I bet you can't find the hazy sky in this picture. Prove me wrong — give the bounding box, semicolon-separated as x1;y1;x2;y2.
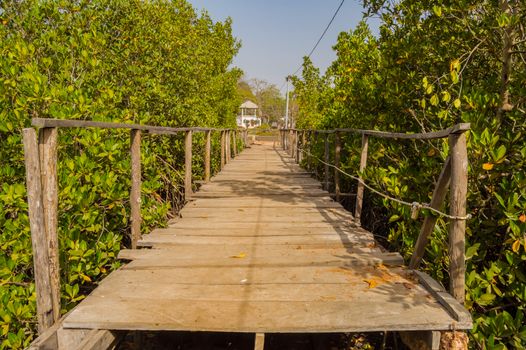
188;0;379;92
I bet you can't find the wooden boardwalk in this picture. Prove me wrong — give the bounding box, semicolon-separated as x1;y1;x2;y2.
60;142;471;342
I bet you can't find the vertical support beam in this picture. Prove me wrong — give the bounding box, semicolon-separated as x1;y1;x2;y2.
220;131;226;169
38;127;60;323
306;131;312;171
295;130;300;162
184;130;192;200
334;131;341;202
233;130;238;157
448;131;468;303
323;133;329;191
313;132;319;177
354;133;369;223
254;333;265;350
226;130;231;163
204;130;211;182
409;158;451;269
23;128;54;332
130;129;142;249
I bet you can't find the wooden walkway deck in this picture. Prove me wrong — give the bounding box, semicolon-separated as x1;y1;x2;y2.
60;142;471;342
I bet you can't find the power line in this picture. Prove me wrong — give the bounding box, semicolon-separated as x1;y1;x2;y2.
291;0;346;77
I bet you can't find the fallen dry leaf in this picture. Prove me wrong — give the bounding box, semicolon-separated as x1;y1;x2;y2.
364;278;378;288
230;252;246;259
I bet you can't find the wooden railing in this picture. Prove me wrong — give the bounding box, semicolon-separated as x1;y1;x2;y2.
279;124;470;304
23;118;247;332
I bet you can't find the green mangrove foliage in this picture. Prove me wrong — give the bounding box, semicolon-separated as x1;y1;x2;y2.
292;1;526;348
0;0;241;348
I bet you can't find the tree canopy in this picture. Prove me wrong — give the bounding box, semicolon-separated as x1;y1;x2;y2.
292;1;526;348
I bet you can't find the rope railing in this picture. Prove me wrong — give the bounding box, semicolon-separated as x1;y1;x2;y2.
279;124;470;304
299;146;471;221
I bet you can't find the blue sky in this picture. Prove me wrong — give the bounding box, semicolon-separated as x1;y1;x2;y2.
188;0;379;91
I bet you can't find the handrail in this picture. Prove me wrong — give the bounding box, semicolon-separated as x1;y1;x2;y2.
32;118;241;133
280;123;469;305
281;122;470;140
23;118;247;332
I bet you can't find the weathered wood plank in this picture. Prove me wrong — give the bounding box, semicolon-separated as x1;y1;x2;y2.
23;128;55;332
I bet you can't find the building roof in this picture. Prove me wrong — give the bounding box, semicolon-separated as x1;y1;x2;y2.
240;100;258;109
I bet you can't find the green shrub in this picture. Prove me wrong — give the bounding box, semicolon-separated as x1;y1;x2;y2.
0;0;240;348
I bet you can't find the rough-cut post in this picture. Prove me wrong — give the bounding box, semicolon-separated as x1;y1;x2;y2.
313;132;319;177
354;133;369;223
448;131;468;303
296;131;301;162
233;130;238;157
204;130;211;182
334;131;341;202
226;130;231;163
184;130;193;200
280;130;285;149
130;129;141;249
409;158;451;269
23;128;55;332
220;131;226;169
306;131;312;171
324;133;330;191
38;127;60;323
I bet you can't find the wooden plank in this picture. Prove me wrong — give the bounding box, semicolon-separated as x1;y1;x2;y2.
255;333;265;350
354;134;369;223
233;130;238;157
409;158;451;269
38;127;60;322
23;128;54;332
413;271;472;326
150;226;369;237
130;129;141;249
117;248;404;267
186;197;342;209
448;132;468;303
204;130;211;182
137;237;375;249
185;130;192;199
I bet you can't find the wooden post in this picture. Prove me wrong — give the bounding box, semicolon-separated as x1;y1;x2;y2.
233;130;238;157
409;158;451;269
38;127;60;323
254;333;265;350
334;131;341;202
306;131;312;171
184;130;192;200
130;129;141;249
324;133;329;191
204;130;211;182
220;131;225;169
354;133;369;223
23;128;55;332
313;132;319;177
295;130;300;162
226;130;231;163
448;131;468;303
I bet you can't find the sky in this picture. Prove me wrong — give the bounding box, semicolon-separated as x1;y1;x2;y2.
187;0;380;92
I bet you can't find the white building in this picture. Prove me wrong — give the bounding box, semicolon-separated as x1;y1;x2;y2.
237;100;261;128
